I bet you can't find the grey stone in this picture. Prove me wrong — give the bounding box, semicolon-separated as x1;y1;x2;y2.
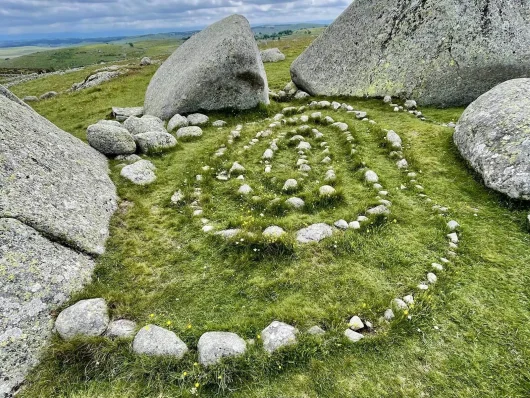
23;96;39;102
39;91;57;100
106;319;137;338
261;321;298;353
215;229;241;239
0;90;117;255
261;48;286;63
55;298;109;340
120;160;157;185
112;106;144;122
405;100;417;109
334;220;349;230
447;220;460;231
365;170;379;183
124;115;166;135
283;179;298;191
386;130;402;150
285;197;305;209
344;329;364;342
348;316;364;331
367;205;390;216
454;79;530;199
71;71;120;91
296;223;333;243
307;326;326;335
319;185;337;196
0;218;95;396
0;85;30;108
176;126;203;139
291;1;530;107
294;91;310;99
167;114;189;132
263;226;286;238
87;123;136;156
145;15;268;119
187;113;209;126
230;162;246;174
197;332;247;366
383;95;392;103
115;154;141;163
384;309;395;321
135;131;177;153
263;148;274;159
140;57;152;66
238;184;253;195
132;325;188;358
212;120;227;127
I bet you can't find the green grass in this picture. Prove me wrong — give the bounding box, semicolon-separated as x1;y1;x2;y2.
0;39;180;71
11;33;530;398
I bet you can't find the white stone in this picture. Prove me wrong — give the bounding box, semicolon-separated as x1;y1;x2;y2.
197;331;247;366
447;220;460;231
285;197;305;209
334;220;349;230
432;263;444;271
427;273;438;284
332;122;348;131
261;321;298;353
283;179;298;191
263;226;286;238
384;309;395;321
396;159;409;169
319;185;336;196
263;149;274;159
349;221;361;229
403;295;414;305
344;329;364;342
393;298;408;310
365;170;379;183
348;316;364;331
230;161;246;174
238;184;253;195
447;233;459;244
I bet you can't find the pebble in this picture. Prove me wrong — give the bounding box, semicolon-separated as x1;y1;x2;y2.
349;316;364;331
427;273;438;284
334;219;349;230
365;170;379;183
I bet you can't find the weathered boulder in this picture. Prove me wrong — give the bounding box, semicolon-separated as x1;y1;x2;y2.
86;123;136;156
187;113;209;126
135;131;177;153
0;88;116;396
144;14;269;120
197;332;247;366
291;0;530;107
55;298;109;340
0;89;117;255
454;79;530;199
167;114;189;132
132;325;188;358
124;115;166;135
261;321;298;353
0;219;95;396
176;126;203;139
261;48;286;63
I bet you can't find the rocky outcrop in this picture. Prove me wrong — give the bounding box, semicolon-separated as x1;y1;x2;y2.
70;71;122;91
290;0;530;107
454;79;530;199
144;14;269;120
0;87;117;396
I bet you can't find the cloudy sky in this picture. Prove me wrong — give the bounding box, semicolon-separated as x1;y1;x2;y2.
0;0;353;41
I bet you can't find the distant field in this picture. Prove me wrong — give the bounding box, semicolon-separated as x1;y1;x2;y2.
0;46;58;59
0;39;181;71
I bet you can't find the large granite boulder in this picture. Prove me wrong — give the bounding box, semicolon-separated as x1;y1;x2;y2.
290;1;530;107
144;14;269;120
454;79;530;199
0;87;116;396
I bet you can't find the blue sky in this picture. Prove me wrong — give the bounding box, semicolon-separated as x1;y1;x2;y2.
0;0;353;41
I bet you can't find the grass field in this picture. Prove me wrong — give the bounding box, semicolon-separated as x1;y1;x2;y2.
0;39;181;71
10;31;530;398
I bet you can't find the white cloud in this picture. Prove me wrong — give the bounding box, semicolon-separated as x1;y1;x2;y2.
0;0;353;38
